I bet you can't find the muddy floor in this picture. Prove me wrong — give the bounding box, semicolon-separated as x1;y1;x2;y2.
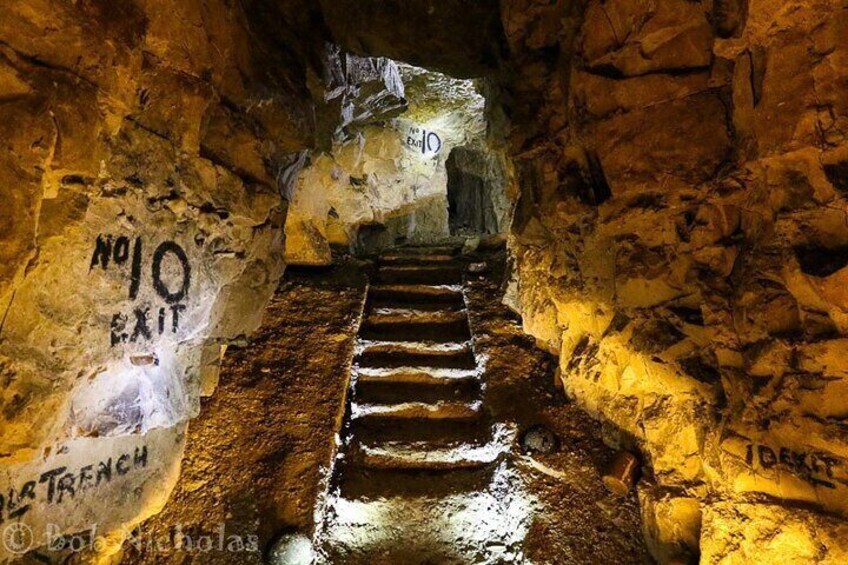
115;250;649;564
463;250;650;564
119;265;367;565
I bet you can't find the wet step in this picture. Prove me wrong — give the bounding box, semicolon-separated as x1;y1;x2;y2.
350;400;482;422
334;464;496;500
356;341;477;369
354;376;480;405
361;309;470;342
348;414;490;446
347;440;503;471
377;264;464;285
368;284;465;311
379;253;456;265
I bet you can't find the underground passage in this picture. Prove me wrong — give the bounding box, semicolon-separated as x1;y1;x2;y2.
2;1;848;564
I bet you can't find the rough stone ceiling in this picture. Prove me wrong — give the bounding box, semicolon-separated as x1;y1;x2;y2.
317;0;508;79
399;64;487;126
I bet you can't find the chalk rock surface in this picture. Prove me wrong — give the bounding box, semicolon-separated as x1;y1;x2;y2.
0;0;315;555
285;64;493;262
504;0;848;562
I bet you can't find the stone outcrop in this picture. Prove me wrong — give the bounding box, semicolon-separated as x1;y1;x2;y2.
503;0;848;562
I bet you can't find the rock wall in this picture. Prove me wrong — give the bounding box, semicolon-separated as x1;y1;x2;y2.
285;124;451;264
285;64;490;263
446;147;510;236
0;0;316;557
503;0;848;562
318;0;506;79
4;0;847;561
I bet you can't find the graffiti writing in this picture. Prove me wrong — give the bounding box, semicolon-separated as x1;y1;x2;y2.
109;304;188;347
744;443;841;489
0;447;148;524
406;126;442;157
90;235;192;346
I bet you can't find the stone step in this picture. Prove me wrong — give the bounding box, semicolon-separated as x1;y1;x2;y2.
366;308;468;324
386;245;461;256
379;253;457;265
360;309;470;342
346;440;502;471
350;400;482;422
333;464;495;500
332;424;514;501
356;341;477;369
353;375;480;405
377;264;463;285
348;414;490;446
368;284;465;311
355;366;479;385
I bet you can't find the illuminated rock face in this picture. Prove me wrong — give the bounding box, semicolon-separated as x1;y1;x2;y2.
285;64;492;263
504;0;848;561
2;0;847;561
0;0;313;556
284;122;452;264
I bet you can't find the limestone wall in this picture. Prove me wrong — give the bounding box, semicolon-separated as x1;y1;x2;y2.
0;0;314;557
285;64;489;263
284;121;451;264
503;0;848;561
446;147;511;236
3;0;847;560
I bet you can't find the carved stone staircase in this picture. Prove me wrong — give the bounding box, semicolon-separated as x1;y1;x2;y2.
314;247;512;563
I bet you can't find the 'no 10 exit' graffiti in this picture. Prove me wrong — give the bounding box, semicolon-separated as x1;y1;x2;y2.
89;235;193;347
406;126;443;158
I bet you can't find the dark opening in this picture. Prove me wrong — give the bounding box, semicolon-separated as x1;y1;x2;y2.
446;147;500;236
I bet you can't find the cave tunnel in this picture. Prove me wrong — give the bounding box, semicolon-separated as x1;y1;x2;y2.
2;1;848;564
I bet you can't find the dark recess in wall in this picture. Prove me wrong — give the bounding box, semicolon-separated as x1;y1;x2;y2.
795;245;848;278
446;148;500;236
